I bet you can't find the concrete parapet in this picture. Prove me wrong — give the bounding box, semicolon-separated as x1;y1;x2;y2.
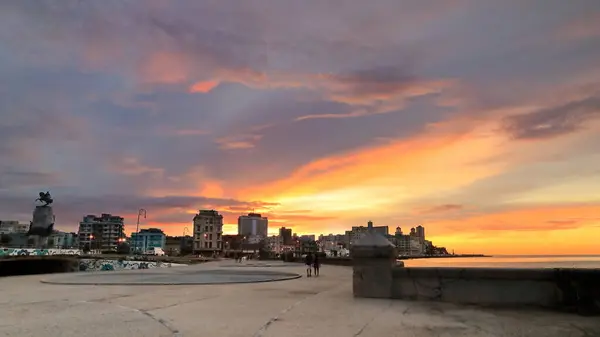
390;267;600;316
351;230;397;298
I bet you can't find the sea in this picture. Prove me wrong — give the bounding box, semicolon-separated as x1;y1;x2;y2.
402;255;600;269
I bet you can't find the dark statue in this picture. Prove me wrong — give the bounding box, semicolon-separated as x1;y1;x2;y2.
36;191;53;206
28;191;55;240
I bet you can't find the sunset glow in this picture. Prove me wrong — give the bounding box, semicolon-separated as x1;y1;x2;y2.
1;1;599;255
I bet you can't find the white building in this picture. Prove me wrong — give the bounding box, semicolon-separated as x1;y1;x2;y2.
77;214;125;251
49;231;77;248
193;210;223;253
237;213;268;238
395;235;423;256
0;220;29;234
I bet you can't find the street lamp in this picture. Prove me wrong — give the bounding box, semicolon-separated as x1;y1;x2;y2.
89;234;94;254
135;208;147;253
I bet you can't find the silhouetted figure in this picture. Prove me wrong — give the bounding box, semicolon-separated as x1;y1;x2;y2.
305;253;313;277
313;254;320;277
36;191;53;206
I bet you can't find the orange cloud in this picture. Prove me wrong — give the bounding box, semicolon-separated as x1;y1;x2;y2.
429;203;600;255
248;117;503;202
138;52;190;84
189;80;219;93
215;134;262;150
200;181;225;198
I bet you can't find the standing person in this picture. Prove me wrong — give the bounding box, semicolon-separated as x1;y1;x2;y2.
304;253;313;277
313;254;320;277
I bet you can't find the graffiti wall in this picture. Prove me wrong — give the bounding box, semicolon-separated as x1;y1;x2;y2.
78;259;185;271
0;248;81;257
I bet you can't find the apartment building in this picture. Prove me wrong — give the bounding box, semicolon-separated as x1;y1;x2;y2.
193;210;223;253
77;214;125;251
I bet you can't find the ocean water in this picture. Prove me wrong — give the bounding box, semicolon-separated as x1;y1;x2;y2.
402;255;600;269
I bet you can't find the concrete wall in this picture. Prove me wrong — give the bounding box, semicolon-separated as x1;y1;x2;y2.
349;231;600;315
0;248;81;257
360;265;600;315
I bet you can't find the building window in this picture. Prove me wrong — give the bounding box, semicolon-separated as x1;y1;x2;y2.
210;226;213;232
209;234;213;240
209;242;212;248
204;226;208;232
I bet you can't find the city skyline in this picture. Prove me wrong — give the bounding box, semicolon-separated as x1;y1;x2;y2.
1;2;600;255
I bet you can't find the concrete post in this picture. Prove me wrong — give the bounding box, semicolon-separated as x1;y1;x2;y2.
351;230;398;298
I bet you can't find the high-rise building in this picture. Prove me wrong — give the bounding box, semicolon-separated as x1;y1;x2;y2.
237;213;268;238
193;210;223;253
78;214;125;251
279;227;292;245
416;225;425;240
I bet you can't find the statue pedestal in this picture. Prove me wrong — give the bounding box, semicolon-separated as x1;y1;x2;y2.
28;205;55;237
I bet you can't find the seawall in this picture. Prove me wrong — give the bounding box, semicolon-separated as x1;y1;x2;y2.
356;265;600;316
351;232;600;316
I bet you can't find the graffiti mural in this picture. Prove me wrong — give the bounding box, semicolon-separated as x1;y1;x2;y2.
0;248;81;257
78;259;185;272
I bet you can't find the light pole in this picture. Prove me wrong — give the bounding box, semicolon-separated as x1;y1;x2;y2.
135;208;147;253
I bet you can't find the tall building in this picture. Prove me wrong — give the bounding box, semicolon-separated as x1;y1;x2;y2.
78;214;125;251
193;210;223;253
416;225;425;241
131;228;166;253
237;213;268;238
279;227;292;245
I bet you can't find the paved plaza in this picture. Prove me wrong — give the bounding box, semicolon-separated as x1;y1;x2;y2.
0;261;599;337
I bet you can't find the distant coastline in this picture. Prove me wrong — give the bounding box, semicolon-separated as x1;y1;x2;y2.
397;254;490;260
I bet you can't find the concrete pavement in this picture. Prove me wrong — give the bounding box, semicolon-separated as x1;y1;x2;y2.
0;260;598;337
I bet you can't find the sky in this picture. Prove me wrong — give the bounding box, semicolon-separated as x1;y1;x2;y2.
1;1;600;255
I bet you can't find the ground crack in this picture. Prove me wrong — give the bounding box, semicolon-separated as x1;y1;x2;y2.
253;284;339;337
353;300;393;337
139;309;181;337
